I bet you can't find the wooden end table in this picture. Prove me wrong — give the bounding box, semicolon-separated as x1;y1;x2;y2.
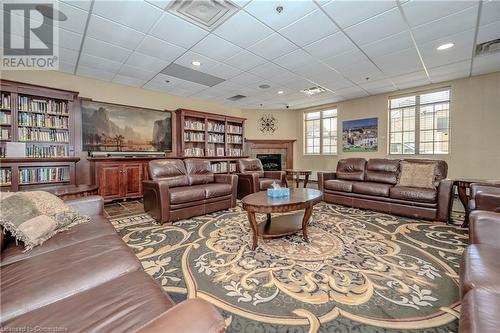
285;169;312;188
35;184;99;201
454;179;500;227
241;188;322;250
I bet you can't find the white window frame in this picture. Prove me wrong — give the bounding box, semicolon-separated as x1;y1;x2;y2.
388;88;451;156
304;109;338;155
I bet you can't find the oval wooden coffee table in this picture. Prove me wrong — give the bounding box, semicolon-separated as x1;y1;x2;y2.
241;188;323;250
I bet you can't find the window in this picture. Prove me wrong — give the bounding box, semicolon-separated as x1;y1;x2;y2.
389;89;450;155
304;109;337;155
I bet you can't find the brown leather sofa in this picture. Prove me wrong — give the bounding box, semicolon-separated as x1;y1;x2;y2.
236;158;287;199
467;182;500;215
143;159;237;224
318;158;454;222
0;195;225;333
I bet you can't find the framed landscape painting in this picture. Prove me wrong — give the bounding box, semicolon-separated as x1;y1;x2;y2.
342;117;378;152
81;100;172;153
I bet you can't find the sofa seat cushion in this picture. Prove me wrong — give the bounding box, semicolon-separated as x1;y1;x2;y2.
259;178;276;190
1;215;116;266
204;183;232;199
2;271;174;332
169;185;206;204
0;234;141;322
390;186;437;203
460;244;500;297
352;182;391;197
459;289;500;333
324;180;356;192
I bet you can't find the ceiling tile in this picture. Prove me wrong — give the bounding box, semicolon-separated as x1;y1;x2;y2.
149;12;209;49
54;2;89;34
229;72;265;86
279;9;339;47
248;33;298;60
81;37;132;63
125;52;170;73
58;61;76;75
428;60;471;83
214;10;273;48
86;15;145;50
472;53;500;76
336;60;386;84
360;31;414;58
60;0;92;12
224;50;267;71
322;0;396;29
58;47;79;64
144;0;173;10
322;48;367;70
373;48;423;76
359;79;396;95
112;75;149;87
274;49;315;71
79;53;122;73
402;0;477;27
477;21;500;44
411;6;479;43
391;71;431;89
315;75;354;91
174;51;219;70
418;30;475;68
244;0;317;30
118;65;157;81
77;65;115;81
92;1;163;33
304;32;357;60
135;36;186;62
279;78;317;91
191;35;242;62
144;73;207;94
479;0;500;26
248;62;289;80
344;8;407;46
200;62;243;80
57;28;83;51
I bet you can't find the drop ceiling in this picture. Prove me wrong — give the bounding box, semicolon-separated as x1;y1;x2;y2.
5;0;500;109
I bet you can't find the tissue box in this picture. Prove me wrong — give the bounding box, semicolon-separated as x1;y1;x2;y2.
267;188;290;198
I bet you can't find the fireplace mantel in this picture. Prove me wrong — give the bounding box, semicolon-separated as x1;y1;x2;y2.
245;139;296;169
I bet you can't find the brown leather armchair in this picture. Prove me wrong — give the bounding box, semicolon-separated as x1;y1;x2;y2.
143;159;237;224
236;158;287;199
467;183;500;215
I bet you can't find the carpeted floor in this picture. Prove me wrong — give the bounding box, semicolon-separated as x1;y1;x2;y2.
110;202;468;333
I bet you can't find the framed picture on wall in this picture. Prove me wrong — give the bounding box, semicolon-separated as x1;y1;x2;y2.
342;117;378;152
216;147;225;156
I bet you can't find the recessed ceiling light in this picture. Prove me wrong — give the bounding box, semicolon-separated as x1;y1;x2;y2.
192;60;201;66
259;84;270;89
437;43;454;51
277;90;284;94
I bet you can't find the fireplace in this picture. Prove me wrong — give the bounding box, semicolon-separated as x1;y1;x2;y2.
257;154;282;171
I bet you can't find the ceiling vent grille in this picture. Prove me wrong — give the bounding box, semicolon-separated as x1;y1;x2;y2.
475;38;500;56
301;86;327;96
167;0;239;31
227;94;246;101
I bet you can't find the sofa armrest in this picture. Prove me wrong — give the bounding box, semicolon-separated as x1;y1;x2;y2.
317;172;336;192
143;180;171;224
469;211;500;245
264;171;286;187
236;173;260;199
476;192;500;212
65;195;104;216
136;298;225;333
436;179;454;222
215;174;238;207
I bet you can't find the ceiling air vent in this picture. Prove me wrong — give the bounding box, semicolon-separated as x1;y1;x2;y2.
475;38;500;56
301;86;327;96
227;95;246;101
167;0;239;31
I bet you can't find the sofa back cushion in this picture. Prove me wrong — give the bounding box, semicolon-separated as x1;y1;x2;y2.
336;158;366;181
185;159;214;185
365;158;400;184
238;159;265;178
148;159;189;188
397;161;436;189
401;159;448;187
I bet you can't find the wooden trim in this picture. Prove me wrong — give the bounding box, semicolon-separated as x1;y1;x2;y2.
0;157;80;163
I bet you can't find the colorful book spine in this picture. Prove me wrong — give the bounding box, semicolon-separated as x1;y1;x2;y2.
18;167;69;184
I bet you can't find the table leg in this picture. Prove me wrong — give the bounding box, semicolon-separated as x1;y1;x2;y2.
247;211;259;250
296;175;300;188
303;174;310;188
457;183;470;228
302;206;313;243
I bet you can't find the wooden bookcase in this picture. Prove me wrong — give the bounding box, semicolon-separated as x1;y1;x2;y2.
0;80;79;191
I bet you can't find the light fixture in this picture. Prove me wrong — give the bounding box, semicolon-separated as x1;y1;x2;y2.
277;90;284;94
437;43;454;51
191;60;201;66
259;84;270;89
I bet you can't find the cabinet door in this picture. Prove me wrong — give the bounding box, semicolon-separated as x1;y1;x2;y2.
122;163;143;198
98;164;122;201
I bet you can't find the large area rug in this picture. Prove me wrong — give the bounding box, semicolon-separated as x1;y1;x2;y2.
110;203;468;333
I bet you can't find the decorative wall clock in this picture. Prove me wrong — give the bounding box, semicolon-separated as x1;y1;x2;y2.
258;114;278;134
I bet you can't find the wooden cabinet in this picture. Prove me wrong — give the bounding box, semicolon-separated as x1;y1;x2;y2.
122;163;143;197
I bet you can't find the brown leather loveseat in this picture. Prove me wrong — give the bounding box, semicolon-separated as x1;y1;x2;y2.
143;159;237;224
0;196;225;332
236;158;287;199
318;158;454;221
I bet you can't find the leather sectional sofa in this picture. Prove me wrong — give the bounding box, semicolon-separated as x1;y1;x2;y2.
317;158;454;221
143;159;237;224
236;158;286;199
0;196;225;332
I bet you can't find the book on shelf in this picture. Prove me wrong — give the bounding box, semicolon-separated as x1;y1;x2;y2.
18;96;68;115
184;131;204;142
25;145;69;158
1;92;11;109
206;148;215;157
229;162;237;173
207;122;224;132
208;133;224;143
227;134;242;144
0;168;12;185
227;124;242;134
184;147;204;157
184;119;205;131
210;161;228;173
0;112;11;125
0;127;11;140
226;148;242;156
18;128;69;142
19;166;69;184
18;112;69;128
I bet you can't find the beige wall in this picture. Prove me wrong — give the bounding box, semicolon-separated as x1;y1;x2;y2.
245;72;500;179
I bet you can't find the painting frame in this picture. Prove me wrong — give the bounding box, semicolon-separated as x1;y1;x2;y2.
342;117;378;152
81;99;172;153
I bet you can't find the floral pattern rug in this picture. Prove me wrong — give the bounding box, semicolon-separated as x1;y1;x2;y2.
110;203;468;333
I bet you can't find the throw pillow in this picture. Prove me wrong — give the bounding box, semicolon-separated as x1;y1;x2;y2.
397;162;436;189
0;191;90;251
